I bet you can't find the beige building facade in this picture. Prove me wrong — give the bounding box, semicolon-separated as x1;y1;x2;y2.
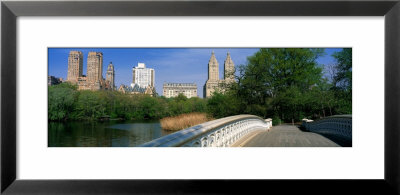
203;51;235;98
106;62;115;90
224;52;235;83
87;52;103;84
67;51;83;83
66;51;114;91
163;83;198;98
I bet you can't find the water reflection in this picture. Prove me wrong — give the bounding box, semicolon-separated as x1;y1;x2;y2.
48;120;172;147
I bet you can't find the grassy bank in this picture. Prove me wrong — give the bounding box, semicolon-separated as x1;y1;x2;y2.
160;113;212;131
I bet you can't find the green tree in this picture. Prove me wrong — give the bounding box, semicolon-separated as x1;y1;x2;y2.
331;48;352;114
167;93;189;116
189;97;207;113
73;90;104;120
138;96;161;119
332;48;352;90
48;85;77;120
236;48;325;121
206;92;240;118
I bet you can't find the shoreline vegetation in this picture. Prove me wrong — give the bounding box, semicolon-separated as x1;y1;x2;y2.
49;48;352;127
160;113;212;131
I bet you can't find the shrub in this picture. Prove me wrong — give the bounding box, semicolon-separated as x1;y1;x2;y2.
272;116;282;126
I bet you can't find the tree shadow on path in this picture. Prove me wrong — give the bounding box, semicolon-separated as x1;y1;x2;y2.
298;125;352;147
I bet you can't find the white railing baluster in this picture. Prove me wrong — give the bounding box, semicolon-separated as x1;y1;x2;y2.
302;115;352;141
140;115;271;147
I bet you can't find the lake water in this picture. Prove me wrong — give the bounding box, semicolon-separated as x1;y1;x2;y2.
48;120;173;147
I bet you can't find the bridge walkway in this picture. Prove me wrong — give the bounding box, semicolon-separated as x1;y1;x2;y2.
234;124;340;147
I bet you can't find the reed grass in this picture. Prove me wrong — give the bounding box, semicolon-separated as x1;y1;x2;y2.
160;113;212;131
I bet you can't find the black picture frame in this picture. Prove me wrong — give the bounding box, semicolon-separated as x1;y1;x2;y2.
1;0;399;194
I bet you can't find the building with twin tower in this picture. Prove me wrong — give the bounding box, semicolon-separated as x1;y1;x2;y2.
203;51;235;98
66;51;115;91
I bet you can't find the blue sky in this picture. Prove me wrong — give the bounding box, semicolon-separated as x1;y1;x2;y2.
48;48;343;98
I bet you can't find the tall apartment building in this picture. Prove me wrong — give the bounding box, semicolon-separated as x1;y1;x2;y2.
131;63;155;88
66;50;114;91
106;62;115;90
224;52;235;82
163;83;198;98
203;51;235;98
87;52;103;84
67;51;83;83
203;51;220;98
208;51;219;81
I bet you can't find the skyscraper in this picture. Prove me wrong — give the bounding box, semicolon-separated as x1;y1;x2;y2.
131;63;155;88
67;51;83;83
106;62;115;90
87;51;103;84
66;50;114;91
203;51;236;98
208;51;219;81
203;51;220;98
224;52;235;82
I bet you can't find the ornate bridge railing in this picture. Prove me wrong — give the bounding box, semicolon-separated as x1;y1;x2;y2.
140;115;271;147
302;115;352;141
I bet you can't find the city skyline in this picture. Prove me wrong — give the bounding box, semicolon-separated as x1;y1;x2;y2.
48;48;342;98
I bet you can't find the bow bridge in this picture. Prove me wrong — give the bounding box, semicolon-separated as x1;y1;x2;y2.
140;114;352;147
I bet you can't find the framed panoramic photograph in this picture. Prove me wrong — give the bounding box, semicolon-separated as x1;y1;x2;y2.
2;0;400;194
48;47;351;148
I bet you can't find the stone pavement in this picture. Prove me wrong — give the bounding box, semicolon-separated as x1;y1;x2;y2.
238;124;340;147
